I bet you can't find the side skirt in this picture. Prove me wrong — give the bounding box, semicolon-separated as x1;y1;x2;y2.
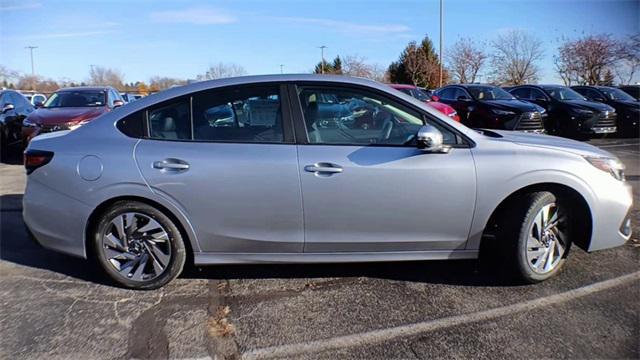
193;250;479;265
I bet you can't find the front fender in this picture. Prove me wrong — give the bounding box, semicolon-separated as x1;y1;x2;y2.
466;169;597;250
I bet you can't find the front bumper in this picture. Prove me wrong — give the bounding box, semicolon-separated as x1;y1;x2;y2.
575;111;618;134
588;180;633;251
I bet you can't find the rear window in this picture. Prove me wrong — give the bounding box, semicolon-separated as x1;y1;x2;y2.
116;111;146;138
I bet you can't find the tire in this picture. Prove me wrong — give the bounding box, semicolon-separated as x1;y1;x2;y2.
495;191;572;283
93;201;186;290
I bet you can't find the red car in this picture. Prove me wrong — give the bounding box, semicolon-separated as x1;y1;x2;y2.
22;86;124;144
389;84;460;122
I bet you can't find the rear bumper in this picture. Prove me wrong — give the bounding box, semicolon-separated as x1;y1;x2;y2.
23;178;91;258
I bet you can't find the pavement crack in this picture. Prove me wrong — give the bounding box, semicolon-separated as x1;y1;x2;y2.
206;280;241;360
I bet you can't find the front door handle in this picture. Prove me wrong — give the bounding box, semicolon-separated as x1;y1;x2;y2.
304;162;343;175
153;158;190;172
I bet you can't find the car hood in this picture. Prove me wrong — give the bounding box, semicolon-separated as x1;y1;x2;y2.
563;100;614;112
488;130;614;158
482;99;539;112
612;100;640;109
27;107;107;125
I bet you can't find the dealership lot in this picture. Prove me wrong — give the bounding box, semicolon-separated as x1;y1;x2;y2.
0;137;638;359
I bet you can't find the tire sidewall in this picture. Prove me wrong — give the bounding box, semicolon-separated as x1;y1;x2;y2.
515;192;570;282
93;201;186;290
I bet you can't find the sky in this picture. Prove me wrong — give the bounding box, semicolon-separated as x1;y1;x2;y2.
1;0;638;84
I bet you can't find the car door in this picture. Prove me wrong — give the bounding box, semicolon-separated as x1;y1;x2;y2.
135;84;304;253
437;87;471;123
291;84;476;252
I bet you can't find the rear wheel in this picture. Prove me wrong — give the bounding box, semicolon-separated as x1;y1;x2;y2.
496;191;572;283
93;201;186;290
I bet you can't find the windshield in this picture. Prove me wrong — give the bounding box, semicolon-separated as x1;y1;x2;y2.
542;86;586;101
467;86;515;100
413;88;431;101
44;91;106;108
599;87;636;101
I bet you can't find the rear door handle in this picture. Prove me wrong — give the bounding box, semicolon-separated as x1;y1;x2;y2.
304;162;343;174
153;158;190;172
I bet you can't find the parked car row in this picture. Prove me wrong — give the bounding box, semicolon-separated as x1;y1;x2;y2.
423;83;638;139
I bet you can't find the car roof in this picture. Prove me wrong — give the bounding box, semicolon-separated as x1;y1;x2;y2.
56;86;112;92
388;84;417;89
126;74;392;107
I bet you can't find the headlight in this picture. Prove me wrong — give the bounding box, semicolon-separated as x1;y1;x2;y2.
492;109;515;116
572;108;593;115
22;118;37;127
583;156;625;181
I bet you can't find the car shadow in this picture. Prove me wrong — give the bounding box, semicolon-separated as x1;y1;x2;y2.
3;193;510;288
184;260;511;287
1;147;23;165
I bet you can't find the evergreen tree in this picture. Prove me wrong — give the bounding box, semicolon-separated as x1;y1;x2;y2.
387;35;447;88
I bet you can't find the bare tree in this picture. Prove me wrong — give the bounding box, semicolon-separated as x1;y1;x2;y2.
447;38;487;83
555;34;622;85
199;63;247;80
490;30;544;85
615;33;640;85
148;76;187;91
16;75;60;92
0;65;19;87
340;55;386;82
88;66;125;88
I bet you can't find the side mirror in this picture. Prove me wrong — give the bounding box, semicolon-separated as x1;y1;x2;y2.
535;97;548;102
34;101;44;108
416;124;450;153
431;95;440;102
457;96;471;102
2;103;15;113
113;100;124;108
593;97;606;103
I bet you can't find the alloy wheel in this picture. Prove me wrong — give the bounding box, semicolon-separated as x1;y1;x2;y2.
101;212;172;282
526;203;567;274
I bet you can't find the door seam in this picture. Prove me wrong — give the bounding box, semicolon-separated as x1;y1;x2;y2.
295;145;308;253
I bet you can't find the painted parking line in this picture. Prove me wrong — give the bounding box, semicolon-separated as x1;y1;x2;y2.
241;271;640;360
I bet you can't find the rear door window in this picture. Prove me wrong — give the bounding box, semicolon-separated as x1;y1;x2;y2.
148;100;191;140
191;86;285;143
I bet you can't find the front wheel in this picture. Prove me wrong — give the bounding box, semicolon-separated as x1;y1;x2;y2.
93;201;186;290
497;191;572;283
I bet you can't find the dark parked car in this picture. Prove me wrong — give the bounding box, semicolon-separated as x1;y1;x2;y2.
509;85;617;138
618;85;639;101
572;85;639;137
0;89;34;161
434;84;546;133
22;86;124;144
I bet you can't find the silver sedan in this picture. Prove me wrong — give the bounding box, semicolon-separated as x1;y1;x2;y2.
22;75;633;289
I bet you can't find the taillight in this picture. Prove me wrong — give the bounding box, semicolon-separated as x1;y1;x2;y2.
24;150;54;175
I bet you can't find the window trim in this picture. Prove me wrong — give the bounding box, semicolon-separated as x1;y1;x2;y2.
288;82;474;148
140;83;295;145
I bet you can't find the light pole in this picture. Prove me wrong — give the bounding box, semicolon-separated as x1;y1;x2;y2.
318;45;327;74
280;64;284;74
25;46;38;90
439;0;443;87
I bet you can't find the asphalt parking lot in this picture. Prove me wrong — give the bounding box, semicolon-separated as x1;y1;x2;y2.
0;137;638;360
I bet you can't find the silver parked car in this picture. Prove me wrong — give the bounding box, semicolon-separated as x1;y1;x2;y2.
23;75;633;289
